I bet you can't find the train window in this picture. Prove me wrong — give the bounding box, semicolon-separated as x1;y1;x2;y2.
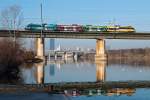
100;28;107;31
108;28;116;30
119;27;134;29
91;27;97;30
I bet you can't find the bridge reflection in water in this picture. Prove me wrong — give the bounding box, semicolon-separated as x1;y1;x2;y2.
96;61;106;82
20;60;150;97
21;60;107;84
33;60;107;84
63;88;135;97
34;62;45;84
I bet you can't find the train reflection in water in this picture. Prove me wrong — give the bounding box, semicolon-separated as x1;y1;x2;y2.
63;88;135;97
20;60;150;97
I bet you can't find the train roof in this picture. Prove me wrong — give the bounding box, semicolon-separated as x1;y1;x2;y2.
27;23;42;27
107;25;135;29
84;25;107;28
57;24;81;26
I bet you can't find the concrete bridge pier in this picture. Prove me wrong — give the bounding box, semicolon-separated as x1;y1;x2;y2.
35;38;45;61
95;39;107;61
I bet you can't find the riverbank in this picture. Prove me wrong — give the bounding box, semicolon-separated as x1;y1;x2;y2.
107;48;150;65
0;81;150;93
80;48;150;65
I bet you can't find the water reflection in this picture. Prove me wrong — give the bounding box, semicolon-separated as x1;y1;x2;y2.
21;59;150;84
63;88;135;97
96;61;106;82
21;62;45;84
49;64;55;76
34;62;44;84
19;60;150;99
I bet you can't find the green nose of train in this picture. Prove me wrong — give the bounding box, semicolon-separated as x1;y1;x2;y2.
25;23;135;33
25;23;57;31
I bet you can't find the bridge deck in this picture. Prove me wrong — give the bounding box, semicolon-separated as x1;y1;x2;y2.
0;30;150;39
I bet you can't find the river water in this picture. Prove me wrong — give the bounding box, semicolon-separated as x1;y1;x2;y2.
19;60;150;100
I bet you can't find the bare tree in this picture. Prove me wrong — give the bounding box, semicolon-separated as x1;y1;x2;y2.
0;38;24;83
0;5;23;30
1;8;10;29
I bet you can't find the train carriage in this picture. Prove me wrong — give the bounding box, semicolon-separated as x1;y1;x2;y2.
56;24;83;32
107;26;119;32
107;25;135;32
45;24;57;31
83;25;107;32
25;23;43;30
117;26;135;32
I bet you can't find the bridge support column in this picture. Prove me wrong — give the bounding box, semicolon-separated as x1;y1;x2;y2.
95;39;107;61
36;38;45;61
96;61;106;82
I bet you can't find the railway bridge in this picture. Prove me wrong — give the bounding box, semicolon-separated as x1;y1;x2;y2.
1;30;150;61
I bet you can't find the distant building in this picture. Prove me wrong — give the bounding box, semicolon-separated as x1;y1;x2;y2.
50;39;55;50
56;44;61;51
